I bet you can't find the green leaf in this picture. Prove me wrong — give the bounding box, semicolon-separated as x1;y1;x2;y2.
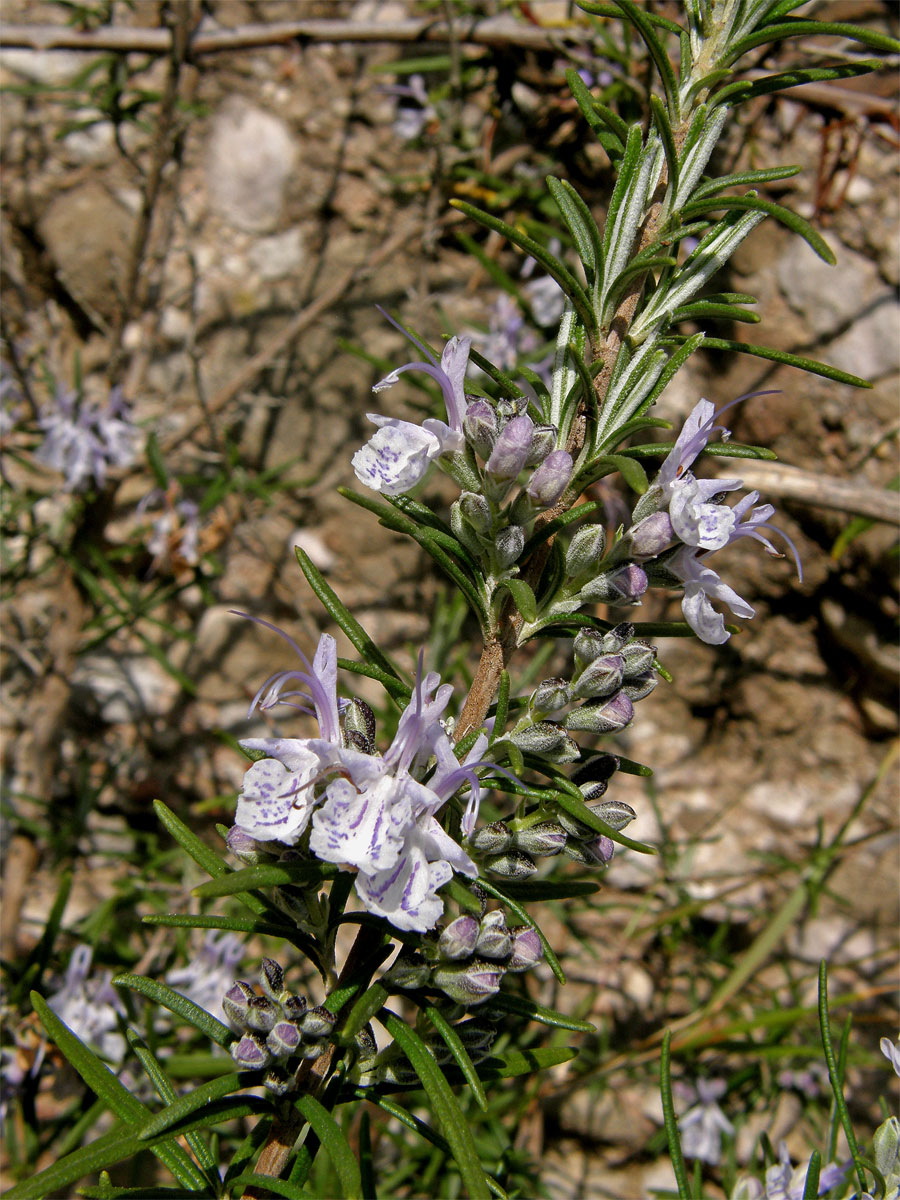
600;123;643;265
493;578;537;623
583;453;649;494
521;500;604;559
692;164;800;199
698;336;871;387
28;993;208;1193
565;68;627;155
552;791;657;854
125;1031;218;1183
681;193;835;262
337;656;412;703
620;439;776;462
192;860;339;899
142;912;296;938
492;879;601;902
661;1031;692;1200
614;754;655;777
224;1175;310;1200
450;199;597;337
422;1004;488;1111
672;300;759;324
112;974;232;1047
726;19;899;62
649;93;679;196
491;669;511;744
612;0;680;116
487;992;596;1033
578;0;684;33
152;801;269;919
294;1094;362;1199
478;1046;578;1079
474;879;565;984
546;175;603;280
295;546;410;698
337;982;389;1045
381;1010;492;1200
137;1072;255;1141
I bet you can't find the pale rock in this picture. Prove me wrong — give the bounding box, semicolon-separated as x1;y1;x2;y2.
0;49;100;85
72;653;181;723
291;529;335;572
776;239;881;337
206;97;297;232
249;228;305;280
827;296;900;381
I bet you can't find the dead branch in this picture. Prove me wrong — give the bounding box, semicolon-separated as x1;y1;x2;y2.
712;459;900;524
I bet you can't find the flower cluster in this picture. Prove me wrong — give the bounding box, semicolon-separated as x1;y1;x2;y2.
36;383;142;492
46;945;127;1065
165;930;245;1026
625;395;802;644
225;958;358;1095
229;618;499;933
383;905;543;1007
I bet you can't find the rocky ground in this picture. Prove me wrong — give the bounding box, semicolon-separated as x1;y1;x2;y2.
1;2;897;1197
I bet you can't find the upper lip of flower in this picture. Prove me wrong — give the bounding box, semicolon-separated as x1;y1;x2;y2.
372;305;470;435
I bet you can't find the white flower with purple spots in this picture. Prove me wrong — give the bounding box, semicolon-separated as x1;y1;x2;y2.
352;309;469;497
230;616;501;933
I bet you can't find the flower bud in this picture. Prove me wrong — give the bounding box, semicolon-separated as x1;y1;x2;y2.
355;1024;377;1064
496;395;528;422
225;825;274;866
484;849;537;878
621;640;655;677
565;691;634;734
530;677;570;715
507;926;543;972
431;959;503;1006
222;980;256;1028
463;400;498;458
511;821;567;857
571;753;619;791
494;524;525;569
454;1019;496;1055
438;915;480;961
469;821;512;854
474;910;511;960
245;995;279;1033
566;834;615;865
571;654;625;700
526;450;572;506
457;491;491;534
591;798;636;831
565;525;607;577
628;510;675;556
300;1038;328;1060
281;994;308;1021
259;958;286;1005
485;415;533;480
601;622;634;653
621;671;658;701
343;698;376;754
630;482;665;524
300;1005;336;1039
231;1033;272;1070
263;1066;293;1096
266;1020;302;1058
873;1115;900;1182
382;951;431;989
573;628;605;666
510;720;567;755
580;564;648;605
524;424;558;468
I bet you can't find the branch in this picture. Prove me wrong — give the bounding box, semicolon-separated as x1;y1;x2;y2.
713;460;900;525
1;15;597;57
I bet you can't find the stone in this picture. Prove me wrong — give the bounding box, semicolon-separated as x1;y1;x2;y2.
248;227;305;280
827;296;900;381
776;239;881;337
71;653;181;723
206;97;297;232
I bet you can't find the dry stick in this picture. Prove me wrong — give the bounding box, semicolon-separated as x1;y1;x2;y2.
107;2;199;385
159;218;426;455
1;15;595;56
713;459;900;525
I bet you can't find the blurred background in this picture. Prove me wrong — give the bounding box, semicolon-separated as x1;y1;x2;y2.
1;2;897;1195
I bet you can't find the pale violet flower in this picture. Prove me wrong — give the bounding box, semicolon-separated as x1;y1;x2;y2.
881;1037;900;1077
763;1142;848;1200
352;309;468;496
36;384;142;492
47;945;127;1064
231;616;498;933
383;73;435;140
165;931;244;1025
668;545;756;646
677;1078;734;1165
